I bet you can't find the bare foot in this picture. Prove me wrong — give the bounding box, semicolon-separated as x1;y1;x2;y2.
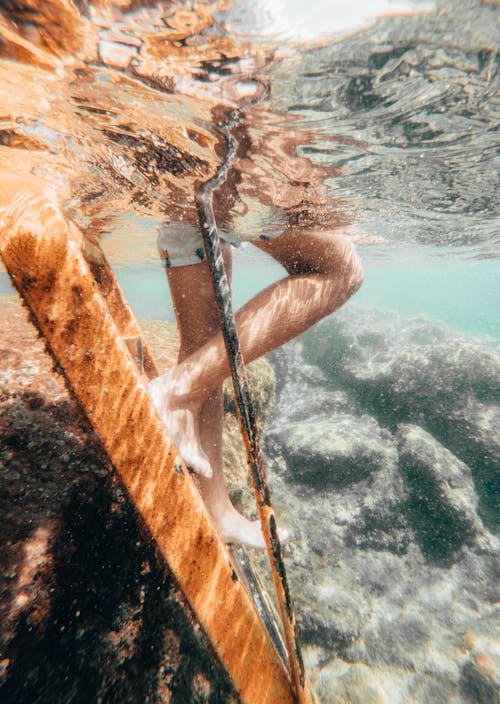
148;370;290;549
215;507;290;550
148;370;213;478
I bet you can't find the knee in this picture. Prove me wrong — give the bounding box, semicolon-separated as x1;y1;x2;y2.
345;240;364;296
325;235;364;296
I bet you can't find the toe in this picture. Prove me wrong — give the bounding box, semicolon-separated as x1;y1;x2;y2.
184;448;213;478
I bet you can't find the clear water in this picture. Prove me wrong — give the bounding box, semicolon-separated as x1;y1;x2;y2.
1;1;499;701
84;245;499;340
72;0;500;340
1;240;499;338
2;0;497;339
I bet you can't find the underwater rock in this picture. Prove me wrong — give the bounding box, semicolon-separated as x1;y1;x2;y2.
301;307;500;527
266;338;411;553
271;382;356;427
294;574;371;653
249;474;376;653
260;307;498;704
302;308;500;422
301;307;449;386
362;605;432;670
268;344;359;426
315;660;391;704
441;400;500;527
223;356;276;424
342;456;410;555
221;411;251;512
270;341;326;394
459;635;500;704
397;423;483;560
267;415;395;486
364;341;500;431
221;357;277;514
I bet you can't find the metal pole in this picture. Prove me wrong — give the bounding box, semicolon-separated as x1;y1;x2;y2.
196;109;314;704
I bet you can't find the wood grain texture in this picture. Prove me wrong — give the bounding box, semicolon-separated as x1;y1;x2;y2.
0;190;295;704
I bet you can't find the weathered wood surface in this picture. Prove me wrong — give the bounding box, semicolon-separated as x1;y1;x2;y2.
0;187;295;703
0;2;317;700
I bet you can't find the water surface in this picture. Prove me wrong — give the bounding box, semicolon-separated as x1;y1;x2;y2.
1;1;499;702
97;0;500;340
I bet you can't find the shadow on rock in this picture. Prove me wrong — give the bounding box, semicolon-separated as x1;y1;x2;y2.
269;415;393;487
0;395;236;704
397;424;483;562
301;307;500;530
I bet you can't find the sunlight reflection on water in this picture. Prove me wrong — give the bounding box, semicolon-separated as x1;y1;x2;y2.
1;3;499;703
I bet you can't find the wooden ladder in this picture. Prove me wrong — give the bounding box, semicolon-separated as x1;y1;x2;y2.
0;203;310;703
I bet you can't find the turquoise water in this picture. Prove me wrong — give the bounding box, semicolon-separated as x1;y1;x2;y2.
2;246;499;340
353;250;500;340
1;1;498;702
85;245;500;341
6;248;496;343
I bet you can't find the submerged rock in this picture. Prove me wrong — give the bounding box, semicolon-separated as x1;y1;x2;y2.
266;404;411;553
222;357;277;514
268;415;394;486
296;576;371;653
315;660;391;704
301;307;500;527
397;423;483;560
268;344;359;426
302;308;449;387
223;356;276;423
441;400;500;527
260;305;499;704
302;308;500;423
460;635;500;704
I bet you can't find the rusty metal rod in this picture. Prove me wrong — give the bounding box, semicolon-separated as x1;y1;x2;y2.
196;108;314;704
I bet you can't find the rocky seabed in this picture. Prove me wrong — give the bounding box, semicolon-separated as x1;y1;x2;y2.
2;301;498;703
253;305;499;704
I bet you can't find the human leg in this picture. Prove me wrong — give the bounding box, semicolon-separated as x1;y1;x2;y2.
150;229;363;412
156;254;231;480
155;252;273;546
149;230;363;536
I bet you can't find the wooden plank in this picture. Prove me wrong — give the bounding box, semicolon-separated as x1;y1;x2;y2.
80;234;159;380
0;192;296;704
